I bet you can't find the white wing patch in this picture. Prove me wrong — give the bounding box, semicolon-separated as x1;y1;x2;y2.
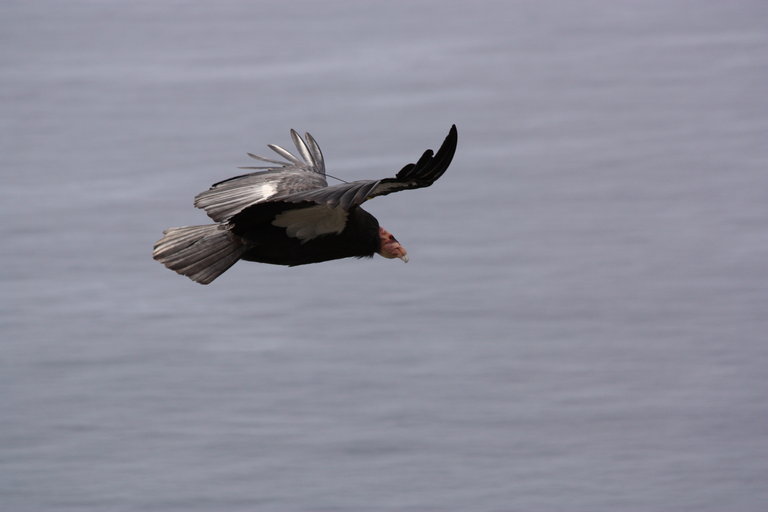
195;181;278;222
272;206;348;242
257;183;277;200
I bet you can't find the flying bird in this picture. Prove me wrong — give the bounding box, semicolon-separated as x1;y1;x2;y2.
153;125;458;284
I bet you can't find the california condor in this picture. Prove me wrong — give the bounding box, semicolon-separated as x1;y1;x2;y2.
153;125;458;284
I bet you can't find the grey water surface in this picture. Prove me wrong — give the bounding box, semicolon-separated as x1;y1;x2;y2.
2;1;767;511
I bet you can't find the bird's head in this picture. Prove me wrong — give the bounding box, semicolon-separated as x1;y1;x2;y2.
377;227;409;263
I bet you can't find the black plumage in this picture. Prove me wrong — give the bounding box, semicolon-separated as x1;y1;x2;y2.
153;125;458;284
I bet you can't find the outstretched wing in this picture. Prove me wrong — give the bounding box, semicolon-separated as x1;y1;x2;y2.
261;124;458;211
194;130;328;222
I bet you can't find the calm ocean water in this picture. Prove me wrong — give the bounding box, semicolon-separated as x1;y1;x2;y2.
3;1;767;510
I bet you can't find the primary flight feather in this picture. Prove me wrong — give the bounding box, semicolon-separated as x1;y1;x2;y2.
153;125;458;284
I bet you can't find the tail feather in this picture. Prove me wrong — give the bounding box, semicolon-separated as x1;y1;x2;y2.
153;224;246;284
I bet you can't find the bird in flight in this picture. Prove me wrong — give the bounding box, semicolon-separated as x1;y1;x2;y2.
153;125;458;284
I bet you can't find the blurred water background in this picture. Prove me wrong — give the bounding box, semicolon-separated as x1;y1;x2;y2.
2;1;767;510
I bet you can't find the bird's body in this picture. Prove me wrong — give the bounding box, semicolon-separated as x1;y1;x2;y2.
236;206;381;266
153;125;457;284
